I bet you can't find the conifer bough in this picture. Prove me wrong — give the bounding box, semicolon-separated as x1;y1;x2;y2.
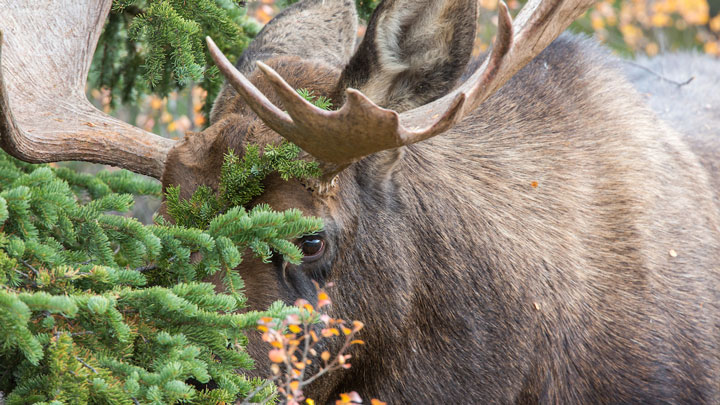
0;2;325;403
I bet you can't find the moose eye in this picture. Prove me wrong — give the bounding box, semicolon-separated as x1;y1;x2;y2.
299;235;325;262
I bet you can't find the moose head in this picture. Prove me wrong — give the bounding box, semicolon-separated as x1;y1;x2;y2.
3;0;720;403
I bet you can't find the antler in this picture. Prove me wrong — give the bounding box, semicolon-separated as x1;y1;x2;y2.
0;1;175;179
208;0;596;169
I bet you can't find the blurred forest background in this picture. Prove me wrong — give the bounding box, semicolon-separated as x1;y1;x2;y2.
84;0;720;222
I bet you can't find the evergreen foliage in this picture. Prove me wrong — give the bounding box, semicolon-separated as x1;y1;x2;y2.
90;0;379;118
0;149;322;404
90;0;261;114
166;142;321;230
164;88;328;231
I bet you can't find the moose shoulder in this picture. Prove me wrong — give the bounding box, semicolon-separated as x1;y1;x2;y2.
2;0;719;403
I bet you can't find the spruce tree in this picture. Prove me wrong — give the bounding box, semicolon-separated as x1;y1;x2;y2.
90;0;261;115
90;0;379;116
0;148;322;404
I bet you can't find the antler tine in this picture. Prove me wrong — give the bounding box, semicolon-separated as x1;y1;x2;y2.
209;37;466;166
211;0;595;170
0;1;174;179
206;37;296;136
399;0;598;144
208;37;413;166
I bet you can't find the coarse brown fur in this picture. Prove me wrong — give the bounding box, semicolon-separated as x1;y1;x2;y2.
161;0;720;403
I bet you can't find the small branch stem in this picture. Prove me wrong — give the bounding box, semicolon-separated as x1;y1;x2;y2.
624;61;694;87
74;355;98;374
20;259;39;276
240;379;275;405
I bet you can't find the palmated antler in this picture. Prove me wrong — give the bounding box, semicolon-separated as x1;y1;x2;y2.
0;1;175;179
208;0;596;170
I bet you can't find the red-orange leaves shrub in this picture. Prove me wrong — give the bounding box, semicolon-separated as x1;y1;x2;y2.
239;285;382;405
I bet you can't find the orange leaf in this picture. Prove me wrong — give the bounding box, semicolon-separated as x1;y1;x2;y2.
350;339;365;345
289;324;302;334
342;327;352;336
270;341;283;349
371;399;387;405
321;351;331;362
268;349;286;363
289;380;300;391
352;321;364;332
257;325;268;333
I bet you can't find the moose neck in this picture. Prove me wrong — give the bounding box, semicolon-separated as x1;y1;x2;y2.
322;35;720;402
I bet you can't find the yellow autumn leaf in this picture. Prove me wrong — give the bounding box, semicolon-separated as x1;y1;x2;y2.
651;13;671;27
704;41;720;55
710;14;720;32
150;97;163;110
645;42;659;56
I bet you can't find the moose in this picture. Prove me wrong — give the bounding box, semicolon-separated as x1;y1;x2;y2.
2;0;720;402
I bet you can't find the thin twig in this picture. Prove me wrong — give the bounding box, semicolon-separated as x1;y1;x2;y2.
135;264;157;272
14;269;37;287
624;61;694;87
135;255;176;272
240;379;275;405
20;259;39;276
70;331;95;337
74;355;98;374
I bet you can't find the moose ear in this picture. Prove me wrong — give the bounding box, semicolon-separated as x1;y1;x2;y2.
337;0;478;111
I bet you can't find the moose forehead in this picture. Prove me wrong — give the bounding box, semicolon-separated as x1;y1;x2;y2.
161;56;342;201
214;56;343;149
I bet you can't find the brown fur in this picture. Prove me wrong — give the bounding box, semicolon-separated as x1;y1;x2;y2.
162;1;720;403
